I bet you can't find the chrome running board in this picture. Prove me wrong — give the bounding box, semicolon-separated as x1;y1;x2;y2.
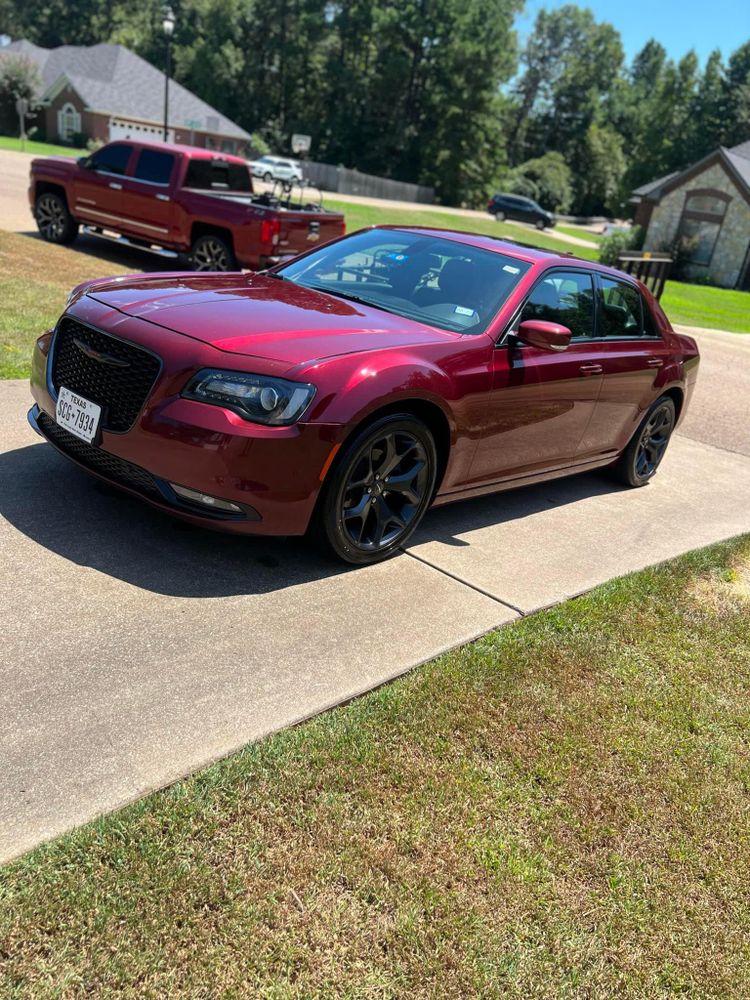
81;226;179;259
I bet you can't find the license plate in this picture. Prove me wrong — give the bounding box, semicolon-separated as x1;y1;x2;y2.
55;386;102;443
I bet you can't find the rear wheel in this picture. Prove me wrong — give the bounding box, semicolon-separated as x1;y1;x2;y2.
35;192;78;244
315;414;437;565
494;210;506;222
190;233;237;272
613;396;676;487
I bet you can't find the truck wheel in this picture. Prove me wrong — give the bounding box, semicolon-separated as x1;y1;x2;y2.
190;234;237;272
35;192;78;245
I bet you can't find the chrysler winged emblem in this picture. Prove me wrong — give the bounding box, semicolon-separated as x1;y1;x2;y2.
73;337;130;368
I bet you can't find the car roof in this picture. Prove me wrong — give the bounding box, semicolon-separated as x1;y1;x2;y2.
110;138;248;165
369;225;629;280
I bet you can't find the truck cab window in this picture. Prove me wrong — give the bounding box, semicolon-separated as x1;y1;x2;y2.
90;144;133;176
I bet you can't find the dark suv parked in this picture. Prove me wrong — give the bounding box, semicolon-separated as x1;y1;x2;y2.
487;193;556;230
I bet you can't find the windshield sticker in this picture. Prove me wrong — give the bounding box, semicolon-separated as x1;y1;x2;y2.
383;252;408;262
503;264;521;274
454;306;476;316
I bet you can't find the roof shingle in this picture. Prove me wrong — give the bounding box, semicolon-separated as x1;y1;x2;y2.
0;40;250;140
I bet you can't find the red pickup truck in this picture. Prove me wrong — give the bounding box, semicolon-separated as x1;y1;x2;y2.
28;140;346;271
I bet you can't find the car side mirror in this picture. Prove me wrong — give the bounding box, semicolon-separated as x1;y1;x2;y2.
516;319;571;352
78;155;92;169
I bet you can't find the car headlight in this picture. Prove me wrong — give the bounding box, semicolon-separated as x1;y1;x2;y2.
182;369;316;426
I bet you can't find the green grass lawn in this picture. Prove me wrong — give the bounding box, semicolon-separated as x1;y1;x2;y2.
661;280;750;333
555;223;604;244
1;537;749;996
0;230;130;379
326;198;601;261
0;135;82;158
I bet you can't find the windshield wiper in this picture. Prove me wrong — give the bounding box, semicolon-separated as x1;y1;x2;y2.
302;282;403;316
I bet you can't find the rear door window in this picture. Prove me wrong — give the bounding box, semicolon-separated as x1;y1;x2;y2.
598;277;644;338
183;158;252;192
90;144;133;176
133;149;175;185
519;270;595;340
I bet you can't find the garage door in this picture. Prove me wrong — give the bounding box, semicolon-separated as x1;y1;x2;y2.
108;119;174;143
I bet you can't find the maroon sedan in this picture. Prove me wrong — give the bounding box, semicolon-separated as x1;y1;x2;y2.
29;226;699;564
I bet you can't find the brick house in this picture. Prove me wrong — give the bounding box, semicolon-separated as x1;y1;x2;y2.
630;141;750;290
0;39;251;155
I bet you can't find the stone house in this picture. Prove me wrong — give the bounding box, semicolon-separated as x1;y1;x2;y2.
630;141;750;290
0;39;251;155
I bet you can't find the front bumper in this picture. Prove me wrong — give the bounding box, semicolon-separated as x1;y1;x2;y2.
30;306;343;536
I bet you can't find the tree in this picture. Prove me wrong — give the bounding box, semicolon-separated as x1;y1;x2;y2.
578;123;626;216
0;56;39;136
508;151;573;211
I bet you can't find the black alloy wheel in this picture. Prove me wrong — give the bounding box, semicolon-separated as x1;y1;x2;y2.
316;414;437;564
190;233;237;272
35;192;78;244
614;395;676;487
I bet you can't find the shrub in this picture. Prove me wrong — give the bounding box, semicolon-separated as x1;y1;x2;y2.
599;226;642;266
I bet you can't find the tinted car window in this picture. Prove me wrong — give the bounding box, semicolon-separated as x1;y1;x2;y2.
90;144;132;175
133;149;175;185
279;228;531;335
599;277;643;338
183;159;252;191
520;270;595;340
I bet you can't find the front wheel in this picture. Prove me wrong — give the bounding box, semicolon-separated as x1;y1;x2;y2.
35;192;78;244
613;396;676;487
494;210;506;222
190;233;237;272
263;171;273;183
535;218;546;230
314;415;437;565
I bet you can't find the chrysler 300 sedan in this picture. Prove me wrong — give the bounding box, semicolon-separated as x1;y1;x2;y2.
28;226;699;564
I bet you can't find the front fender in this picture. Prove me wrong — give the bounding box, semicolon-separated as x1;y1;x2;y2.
302;351;458;435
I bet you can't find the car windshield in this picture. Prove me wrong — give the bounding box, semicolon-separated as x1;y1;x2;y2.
276;229;532;334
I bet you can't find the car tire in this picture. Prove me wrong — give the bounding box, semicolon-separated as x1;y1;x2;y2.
190;233;237;272
263;171;273;183
494;211;506;222
313;414;438;565
535;218;546;230
612;395;676;487
35;192;78;245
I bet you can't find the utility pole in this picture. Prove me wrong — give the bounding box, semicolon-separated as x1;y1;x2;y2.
162;6;175;142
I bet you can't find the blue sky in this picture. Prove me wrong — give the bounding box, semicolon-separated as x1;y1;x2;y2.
515;0;750;65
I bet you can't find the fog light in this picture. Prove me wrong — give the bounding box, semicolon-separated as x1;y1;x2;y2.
170;483;243;513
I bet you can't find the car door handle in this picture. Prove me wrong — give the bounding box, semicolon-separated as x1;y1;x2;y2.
155;193;170;202
647;358;663;368
108;182;122;190
579;363;603;376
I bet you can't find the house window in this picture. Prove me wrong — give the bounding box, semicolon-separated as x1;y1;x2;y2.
57;101;81;142
677;188;730;266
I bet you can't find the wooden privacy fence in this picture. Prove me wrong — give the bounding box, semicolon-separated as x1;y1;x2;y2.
303;161;434;204
617;252;672;300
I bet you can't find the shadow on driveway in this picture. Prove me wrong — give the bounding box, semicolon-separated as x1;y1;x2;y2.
1;436;627;598
17;230;191;274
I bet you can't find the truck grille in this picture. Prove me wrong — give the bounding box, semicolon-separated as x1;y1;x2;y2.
38;412;163;501
51;319;161;432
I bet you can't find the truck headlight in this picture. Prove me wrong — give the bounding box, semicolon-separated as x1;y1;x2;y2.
182;369;316;426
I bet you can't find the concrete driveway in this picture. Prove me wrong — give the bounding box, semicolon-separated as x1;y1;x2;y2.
2;327;749;863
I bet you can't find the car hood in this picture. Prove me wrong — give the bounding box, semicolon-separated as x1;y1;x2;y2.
85;273;459;366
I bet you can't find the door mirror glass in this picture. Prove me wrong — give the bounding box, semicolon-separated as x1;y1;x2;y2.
516;319;571;352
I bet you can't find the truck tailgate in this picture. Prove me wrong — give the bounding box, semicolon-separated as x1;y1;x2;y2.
276;209;345;257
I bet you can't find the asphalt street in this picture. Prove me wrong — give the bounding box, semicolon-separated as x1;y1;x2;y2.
2;324;749;862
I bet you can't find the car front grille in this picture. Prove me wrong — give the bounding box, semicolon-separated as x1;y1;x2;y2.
51;319;161;432
37;412;163;501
